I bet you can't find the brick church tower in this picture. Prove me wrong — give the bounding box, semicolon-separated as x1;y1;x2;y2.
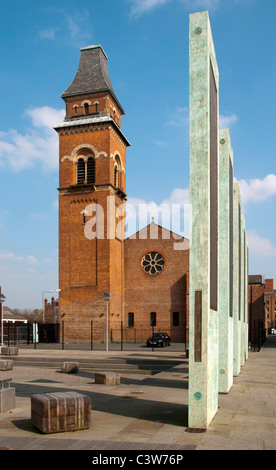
55;45;130;343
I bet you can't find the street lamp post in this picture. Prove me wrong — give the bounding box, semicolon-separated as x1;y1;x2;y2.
0;287;6;348
42;290;53;323
104;292;110;352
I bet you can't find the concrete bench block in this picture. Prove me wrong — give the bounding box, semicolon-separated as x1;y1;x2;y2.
1;346;18;356
61;362;79;374
95;372;120;385
31;391;91;434
0;388;16;412
0;360;13;371
0;381;15;413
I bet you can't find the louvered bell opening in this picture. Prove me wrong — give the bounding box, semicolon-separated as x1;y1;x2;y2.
87;157;95;184
77;158;85;184
114;166;118;188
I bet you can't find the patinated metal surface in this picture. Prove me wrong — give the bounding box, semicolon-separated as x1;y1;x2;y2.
229;158;233;318
209;60;218;312
238;203;241;321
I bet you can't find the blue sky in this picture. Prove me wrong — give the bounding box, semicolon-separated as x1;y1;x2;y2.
0;0;275;309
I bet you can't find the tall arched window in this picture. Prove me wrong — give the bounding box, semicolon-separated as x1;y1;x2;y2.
76;155;95;185
77;158;85;184
128;312;134;328
114;164;118;188
84;103;89;115
87;157;95;184
114;155;121;189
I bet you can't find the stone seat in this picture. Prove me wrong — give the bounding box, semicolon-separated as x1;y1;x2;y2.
0;379;16;413
61;362;79;373
0;346;18;356
94;371;120;385
31;391;91;434
0;360;13;371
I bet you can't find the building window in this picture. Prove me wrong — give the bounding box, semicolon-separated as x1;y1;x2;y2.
173;312;179;327
128;312;134;328
141;252;165;275
114;164;118;188
150;312;156;327
114;155;122;189
87;157;95;184
84;103;89;115
77;158;85;184
76;156;95;185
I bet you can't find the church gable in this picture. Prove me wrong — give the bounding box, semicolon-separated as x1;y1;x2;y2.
127;221;189;249
124;221;189;342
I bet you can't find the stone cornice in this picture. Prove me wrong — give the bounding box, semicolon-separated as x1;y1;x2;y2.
58;183;127;201
54;116;130;148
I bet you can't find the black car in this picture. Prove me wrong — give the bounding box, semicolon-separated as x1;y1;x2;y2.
146;332;171;347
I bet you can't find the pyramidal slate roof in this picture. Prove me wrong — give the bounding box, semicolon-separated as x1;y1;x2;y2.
61;45;124;114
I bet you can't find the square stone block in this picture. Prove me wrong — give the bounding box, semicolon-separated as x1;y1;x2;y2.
0;381;15;413
95;372;120;385
0;360;13;371
61;362;79;373
1;347;18;356
31;391;91;434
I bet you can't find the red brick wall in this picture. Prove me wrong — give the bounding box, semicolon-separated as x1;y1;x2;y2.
264;279;276;330
58;92;127;343
265;279;274;293
123;224;189;343
64;92;122;127
248;282;265;343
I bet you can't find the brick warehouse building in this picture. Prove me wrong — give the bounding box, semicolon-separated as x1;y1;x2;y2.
55;45;190;344
264;279;276;331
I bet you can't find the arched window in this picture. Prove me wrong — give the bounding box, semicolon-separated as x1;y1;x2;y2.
114;164;118;188
87;157;95;184
128;313;134;328
84;103;89;115
76;155;95;185
77;158;85;184
114;155;121;189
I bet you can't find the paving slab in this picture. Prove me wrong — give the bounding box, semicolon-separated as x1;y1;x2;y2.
0;336;275;450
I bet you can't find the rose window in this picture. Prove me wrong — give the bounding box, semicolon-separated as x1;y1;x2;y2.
141;252;165;275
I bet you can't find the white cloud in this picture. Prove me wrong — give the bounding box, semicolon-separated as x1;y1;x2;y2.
38;9;93;47
25;106;64;130
236;174;276;205
0;251;24;262
0;251;38;265
129;0;173;16
153;139;168;147
129;0;221;17
182;0;221;9
26;255;39;266
126;187;190;238
0;106;64;171
29;212;48;220
247;230;276;257
162;187;190;205
38;27;57;40
163;106;189;128
219;113;238;129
